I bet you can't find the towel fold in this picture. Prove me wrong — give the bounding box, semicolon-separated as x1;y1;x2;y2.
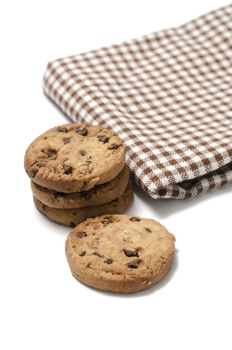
43;4;232;199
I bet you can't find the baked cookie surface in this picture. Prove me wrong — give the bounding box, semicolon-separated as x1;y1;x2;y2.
24;123;125;192
65;214;175;293
34;182;133;227
31;165;129;209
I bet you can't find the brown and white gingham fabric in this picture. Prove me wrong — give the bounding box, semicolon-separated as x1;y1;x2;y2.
43;4;232;199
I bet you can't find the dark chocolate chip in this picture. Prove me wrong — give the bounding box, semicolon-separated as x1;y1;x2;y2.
76;127;88;136
36;162;45;168
124;249;139;257
127;262;138;269
130;217;141;222
79;251;86;257
57;126;68;133
101;217;113;226
97;135;109;143
30;168;38;178
108;143;119;150
63;137;71;144
76;231;87;238
63;166;73;175
145;227;152;233
127;260;141;269
70;222;76;228
104;258;113;264
46;149;57;159
92;252;103;258
43;136;48;140
79;149;86;156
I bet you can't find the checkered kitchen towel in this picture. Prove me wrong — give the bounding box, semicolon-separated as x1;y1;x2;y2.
43;4;232;199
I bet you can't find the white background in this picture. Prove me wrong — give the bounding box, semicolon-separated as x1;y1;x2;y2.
0;1;231;349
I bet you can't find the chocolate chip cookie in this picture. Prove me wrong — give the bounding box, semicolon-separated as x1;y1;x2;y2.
34;182;133;227
31;165;129;209
24;123;125;192
65;214;175;293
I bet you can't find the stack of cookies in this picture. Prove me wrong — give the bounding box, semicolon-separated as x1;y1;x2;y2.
24;123;133;227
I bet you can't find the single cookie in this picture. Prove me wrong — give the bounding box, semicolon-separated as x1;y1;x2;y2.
34;182;133;227
65;215;175;294
31;165;129;209
24;123;125;192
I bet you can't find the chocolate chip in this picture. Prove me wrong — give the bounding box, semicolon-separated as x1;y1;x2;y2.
46;149;57;159
79;251;86;257
36;162;45;168
30;168;38;178
127;260;141;269
76;231;87;238
70;222;76;228
108;143;119;150
127;262;138;269
63;137;71;144
124;249;139;257
104;258;113;264
63;166;73;175
101;217;113;226
57;126;68;133
97;135;109;143
92;252;103;258
130;217;141;222
76;127;88;136
145;227;152;233
79;149;86;156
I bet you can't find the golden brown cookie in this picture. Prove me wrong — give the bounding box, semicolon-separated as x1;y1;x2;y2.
31;165;129;209
24;123;125;192
65;214;175;293
33;182;133;227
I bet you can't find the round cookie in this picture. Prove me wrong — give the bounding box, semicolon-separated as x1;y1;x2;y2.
65;215;175;293
31;165;129;209
34;182;133;227
24;123;125;192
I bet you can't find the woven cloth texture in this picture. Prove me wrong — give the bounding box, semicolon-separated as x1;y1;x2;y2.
43;4;232;199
